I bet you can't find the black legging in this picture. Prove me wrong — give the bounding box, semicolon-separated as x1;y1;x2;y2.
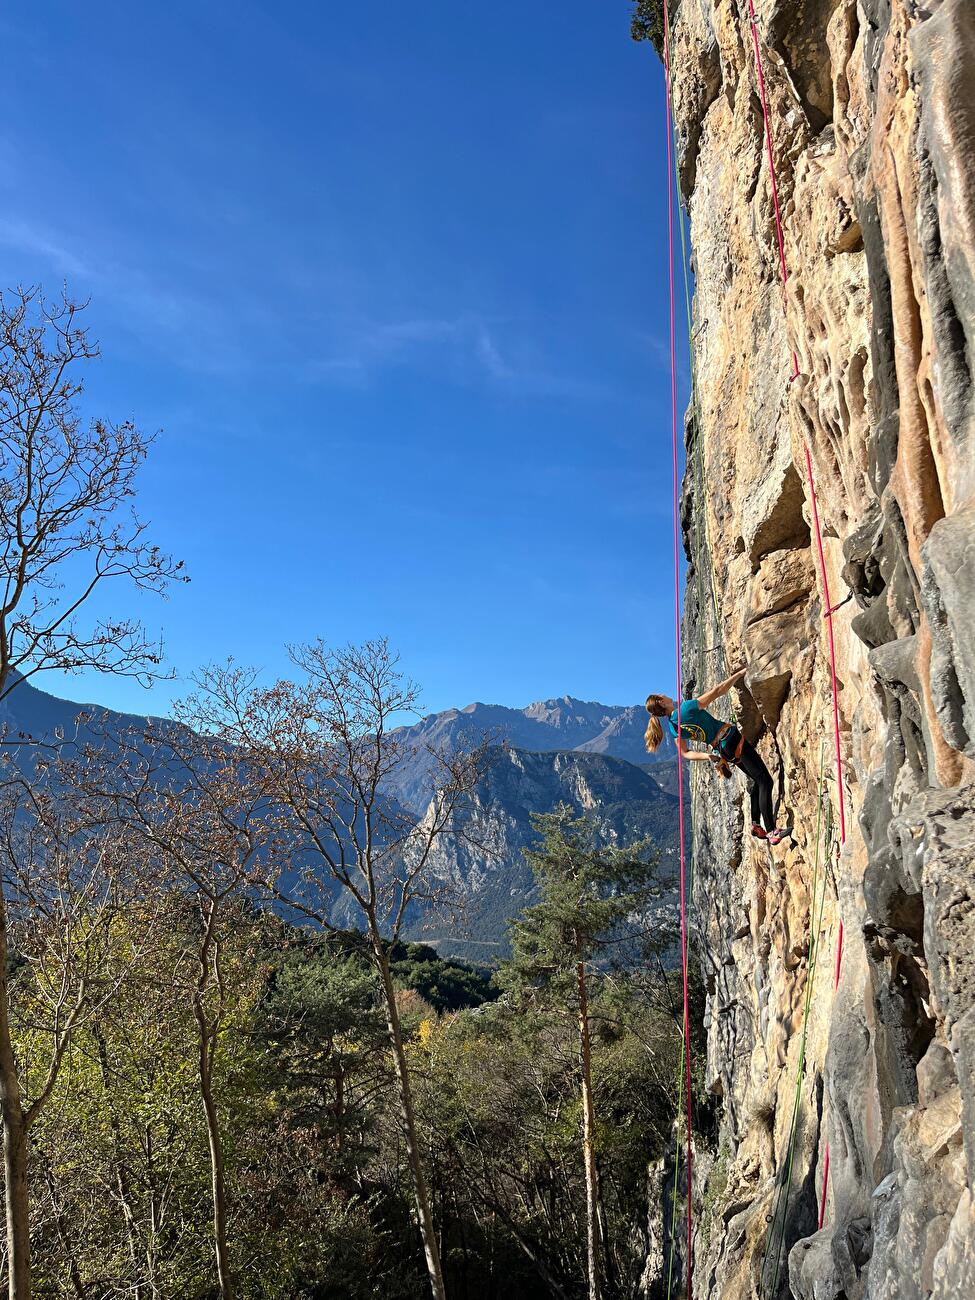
735;740;775;831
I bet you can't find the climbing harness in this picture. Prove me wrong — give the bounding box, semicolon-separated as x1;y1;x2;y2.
712;721;745;762
707;723;744;778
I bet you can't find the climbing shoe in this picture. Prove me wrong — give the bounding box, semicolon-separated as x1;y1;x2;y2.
767;828;791;846
751;824;768;840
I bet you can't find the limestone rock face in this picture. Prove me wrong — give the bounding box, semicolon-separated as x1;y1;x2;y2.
400;745;681;960
665;1;975;1296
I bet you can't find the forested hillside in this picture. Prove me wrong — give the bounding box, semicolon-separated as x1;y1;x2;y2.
18;905;694;1299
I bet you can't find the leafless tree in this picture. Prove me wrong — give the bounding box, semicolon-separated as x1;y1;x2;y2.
0;286;185;696
0;284;184;1300
186;640;486;1300
0;768;160;1300
79;722;276;1300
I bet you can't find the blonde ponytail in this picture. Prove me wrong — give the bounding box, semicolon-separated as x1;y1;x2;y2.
645;714;663;753
644;693;670;753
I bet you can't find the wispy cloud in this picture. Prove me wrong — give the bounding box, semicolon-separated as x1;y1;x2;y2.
310;311;611;402
309;313;490;384
0;213;617;403
313;313;468;365
0;217;90;278
0;214;263;376
474;326;513;381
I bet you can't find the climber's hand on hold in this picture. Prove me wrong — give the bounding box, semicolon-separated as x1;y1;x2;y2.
700;667;747;708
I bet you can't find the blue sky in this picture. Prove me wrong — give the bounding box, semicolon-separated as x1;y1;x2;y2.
1;1;688;718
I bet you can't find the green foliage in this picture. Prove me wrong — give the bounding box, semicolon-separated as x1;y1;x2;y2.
26;908;268;1298
500;806;660;1004
13;865;694;1299
412;977;684;1298
388;941;495;1013
630;0;666;55
292;927;496;1012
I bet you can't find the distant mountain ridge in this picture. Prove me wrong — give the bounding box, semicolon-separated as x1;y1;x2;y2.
409;693;669;760
402;744;680;960
388;694;673;811
0;682;669;769
0;673;160;741
0;678;680;960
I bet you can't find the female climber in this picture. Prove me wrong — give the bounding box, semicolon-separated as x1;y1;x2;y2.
644;668;789;844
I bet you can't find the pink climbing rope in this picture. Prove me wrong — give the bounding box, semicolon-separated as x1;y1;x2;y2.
662;1;695;1292
745;1;847;842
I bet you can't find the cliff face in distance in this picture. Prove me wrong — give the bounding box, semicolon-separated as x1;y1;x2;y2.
666;1;975;1296
404;745;680;960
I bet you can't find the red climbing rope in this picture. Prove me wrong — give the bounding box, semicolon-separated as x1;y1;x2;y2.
746;0;849;1237
662;1;694;1292
818;1145;831;1231
804;445;848;847
745;3;847;838
746;0;799;381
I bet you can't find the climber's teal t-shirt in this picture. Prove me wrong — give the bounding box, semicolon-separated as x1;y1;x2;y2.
667;698;722;746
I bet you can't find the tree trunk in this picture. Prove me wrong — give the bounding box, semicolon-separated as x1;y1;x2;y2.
373;943;448;1300
40;1158;86;1299
335;1063;345;1157
193;910;235;1300
0;886;31;1300
195;1004;236;1300
93;1030;144;1295
576;948;602;1300
145;1128;163;1300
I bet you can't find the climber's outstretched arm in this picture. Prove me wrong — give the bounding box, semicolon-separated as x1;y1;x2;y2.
676;734;711;762
697;667;746;710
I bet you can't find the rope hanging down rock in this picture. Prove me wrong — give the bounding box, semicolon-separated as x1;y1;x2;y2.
661;2;695;1295
744;0;849;1234
657;0;856;1281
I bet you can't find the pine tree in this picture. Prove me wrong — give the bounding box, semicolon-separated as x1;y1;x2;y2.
500;807;660;1300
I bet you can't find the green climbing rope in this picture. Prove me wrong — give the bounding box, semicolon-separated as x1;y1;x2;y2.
664;1034;686;1300
759;746;832;1295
